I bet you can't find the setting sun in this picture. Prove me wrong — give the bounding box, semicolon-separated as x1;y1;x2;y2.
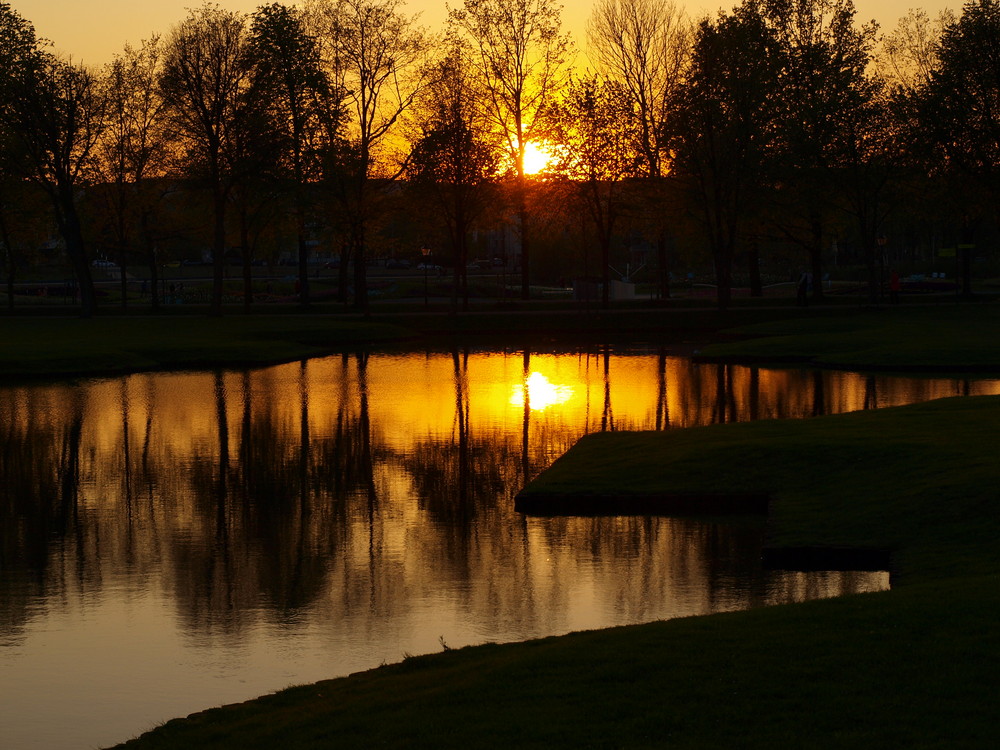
522;141;556;176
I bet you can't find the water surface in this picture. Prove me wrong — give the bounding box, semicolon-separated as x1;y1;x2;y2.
3;346;987;749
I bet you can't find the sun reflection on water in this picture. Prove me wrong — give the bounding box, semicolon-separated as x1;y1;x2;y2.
509;371;575;411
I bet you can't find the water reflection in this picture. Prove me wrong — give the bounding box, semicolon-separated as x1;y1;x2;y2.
1;347;989;749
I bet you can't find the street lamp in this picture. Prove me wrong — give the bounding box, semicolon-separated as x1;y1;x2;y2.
421;244;430;306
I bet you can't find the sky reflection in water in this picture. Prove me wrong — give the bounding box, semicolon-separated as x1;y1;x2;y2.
3;346;987;749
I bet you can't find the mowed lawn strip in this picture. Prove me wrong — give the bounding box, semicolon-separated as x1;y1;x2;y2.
0;316;411;378
112;396;1000;749
695;303;1000;370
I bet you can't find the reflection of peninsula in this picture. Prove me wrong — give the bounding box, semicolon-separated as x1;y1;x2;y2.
2;347;976;648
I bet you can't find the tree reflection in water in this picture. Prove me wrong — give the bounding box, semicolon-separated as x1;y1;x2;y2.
1;346;983;750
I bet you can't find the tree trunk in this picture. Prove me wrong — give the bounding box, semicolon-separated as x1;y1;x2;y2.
119;257;129;311
353;225;369;315
714;243;733;311
960;222;975;298
600;232;611;310
1;212;16;311
748;240;762;297
518;178;530;300
297;228;310;308
58;193;96;318
241;211;253;313
657;230;670;300
211;185;227;317
866;242;879;306
337;241;350;304
809;213;824;302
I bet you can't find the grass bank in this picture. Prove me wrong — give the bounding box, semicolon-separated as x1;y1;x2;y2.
5;299;996;381
0;316;411;379
111;396;999;749
0;304;817;380
693;301;1000;371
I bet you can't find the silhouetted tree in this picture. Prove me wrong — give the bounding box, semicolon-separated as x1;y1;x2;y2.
450;0;572;300
305;0;426;314
159;3;254;316
588;0;688;180
666;2;784;310
919;0;1000;295
878;7;954;94
587;0;690;299
545;75;643;307
250;3;331;308
764;0;878;302
97;37;171;310
407;42;501;311
7;53;106;317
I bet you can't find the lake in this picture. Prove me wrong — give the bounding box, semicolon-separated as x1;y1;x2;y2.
3;345;991;749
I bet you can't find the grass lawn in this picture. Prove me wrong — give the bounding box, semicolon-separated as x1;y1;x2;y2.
0;316;411;379
693;301;1000;370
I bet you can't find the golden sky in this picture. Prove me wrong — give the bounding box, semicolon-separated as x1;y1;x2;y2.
23;0;961;67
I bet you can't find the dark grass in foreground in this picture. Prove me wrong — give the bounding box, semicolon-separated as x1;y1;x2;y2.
111;397;1000;749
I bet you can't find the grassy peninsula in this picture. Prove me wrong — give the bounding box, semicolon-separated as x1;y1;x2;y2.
104;301;999;749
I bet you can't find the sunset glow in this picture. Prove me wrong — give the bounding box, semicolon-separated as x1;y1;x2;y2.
522;141;557;176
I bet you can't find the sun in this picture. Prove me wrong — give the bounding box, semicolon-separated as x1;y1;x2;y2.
521;141;556;176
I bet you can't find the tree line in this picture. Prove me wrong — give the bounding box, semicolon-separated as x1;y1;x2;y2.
1;0;998;316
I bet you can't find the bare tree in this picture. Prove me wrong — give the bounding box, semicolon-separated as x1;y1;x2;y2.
588;0;688;180
449;0;572;300
98;37;171;310
878;7;955;95
159;3;254;316
305;0;426;314
587;0;690;299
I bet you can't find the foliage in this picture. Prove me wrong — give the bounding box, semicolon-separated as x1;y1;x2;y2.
407;42;501;309
2;1;1000;313
666;1;785;310
4;30;107;316
920;0;1000;208
247;2;333;307
544;74;644;305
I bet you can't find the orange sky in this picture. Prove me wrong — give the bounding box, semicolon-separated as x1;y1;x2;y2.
23;0;960;67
